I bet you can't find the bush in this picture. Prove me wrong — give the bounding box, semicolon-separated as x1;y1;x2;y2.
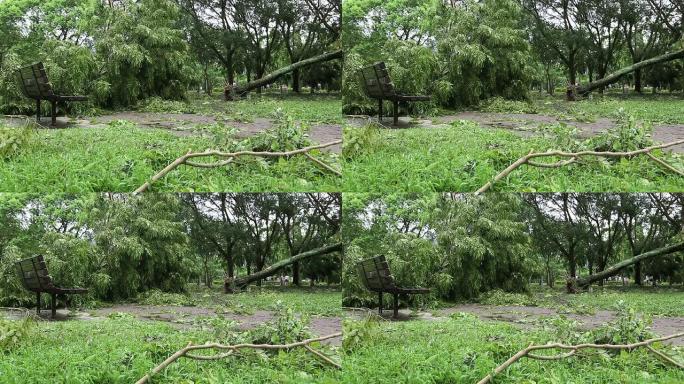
478;289;537;306
0;317;35;353
248;304;312;345
479;97;538;114
136;97;196;114
0;124;34;160
136;289;193;306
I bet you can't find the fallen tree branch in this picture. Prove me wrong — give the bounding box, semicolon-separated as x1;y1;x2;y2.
577;48;684;95
646;152;684;177
134;140;342;193
135;332;342;384
476;140;684;194
226;243;343;291
477;332;684;384
225;50;343;100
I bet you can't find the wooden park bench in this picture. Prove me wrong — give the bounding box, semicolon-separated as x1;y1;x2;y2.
15;62;88;126
356;255;430;318
358;62;431;126
15;255;88;319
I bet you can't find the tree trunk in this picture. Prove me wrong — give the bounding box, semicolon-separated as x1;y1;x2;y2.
569;257;577;279
568;242;684;292
224;243;342;292
634;261;642;285
578;49;684;96
634;68;642;93
293;261;300;286
292;68;301;93
225;50;343;100
227;258;234;279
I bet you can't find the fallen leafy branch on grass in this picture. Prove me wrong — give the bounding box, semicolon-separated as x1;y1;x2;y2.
134;140;342;193
135;332;342;384
476;140;684;193
477;332;684;384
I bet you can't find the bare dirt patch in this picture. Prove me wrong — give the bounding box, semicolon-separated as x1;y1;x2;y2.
441;112;684;153
439;304;684;345
89;304;342;345
345;112;684;153
88;112;343;153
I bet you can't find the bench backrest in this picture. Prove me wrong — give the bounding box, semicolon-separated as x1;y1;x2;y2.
15;62;55;100
357;255;397;291
358;62;396;99
15;255;55;292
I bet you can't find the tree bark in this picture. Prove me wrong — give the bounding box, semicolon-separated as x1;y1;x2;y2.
578;49;684;96
292;68;301;93
569;242;684;291
293;261;300;286
225;50;343;100
634;68;643;93
224;243;342;292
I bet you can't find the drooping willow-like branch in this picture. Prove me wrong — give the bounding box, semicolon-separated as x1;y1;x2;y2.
135;332;342;384
477;332;684;384
476;140;684;194
134;140;342;193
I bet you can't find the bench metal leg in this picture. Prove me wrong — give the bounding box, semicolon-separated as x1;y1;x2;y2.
393;293;399;318
36;292;41;315
36;99;41;122
51;293;56;319
378;291;383;315
378;99;383;122
51;101;57;126
393;100;399;126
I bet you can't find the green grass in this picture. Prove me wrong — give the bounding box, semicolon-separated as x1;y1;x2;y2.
341;316;684;383
342;122;684;193
0;125;341;193
135;285;344;317
533;285;684;317
139;92;343;125
0;317;341;384
533;93;684;124
0;93;342;192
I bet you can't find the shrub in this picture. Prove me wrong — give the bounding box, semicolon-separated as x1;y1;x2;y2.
0;317;35;353
0;124;34;160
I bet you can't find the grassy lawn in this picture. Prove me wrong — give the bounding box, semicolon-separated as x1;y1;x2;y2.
532;93;684;124
534;285;684;317
341;315;684;384
342;122;684;193
0;93;343;193
1;286;343;383
179;92;344;125
134;285;343;317
470;285;684;317
0;317;341;384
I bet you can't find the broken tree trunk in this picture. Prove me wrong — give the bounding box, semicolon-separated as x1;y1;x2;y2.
225;50;343;100
224;242;342;292
577;48;684;96
568;241;684;292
